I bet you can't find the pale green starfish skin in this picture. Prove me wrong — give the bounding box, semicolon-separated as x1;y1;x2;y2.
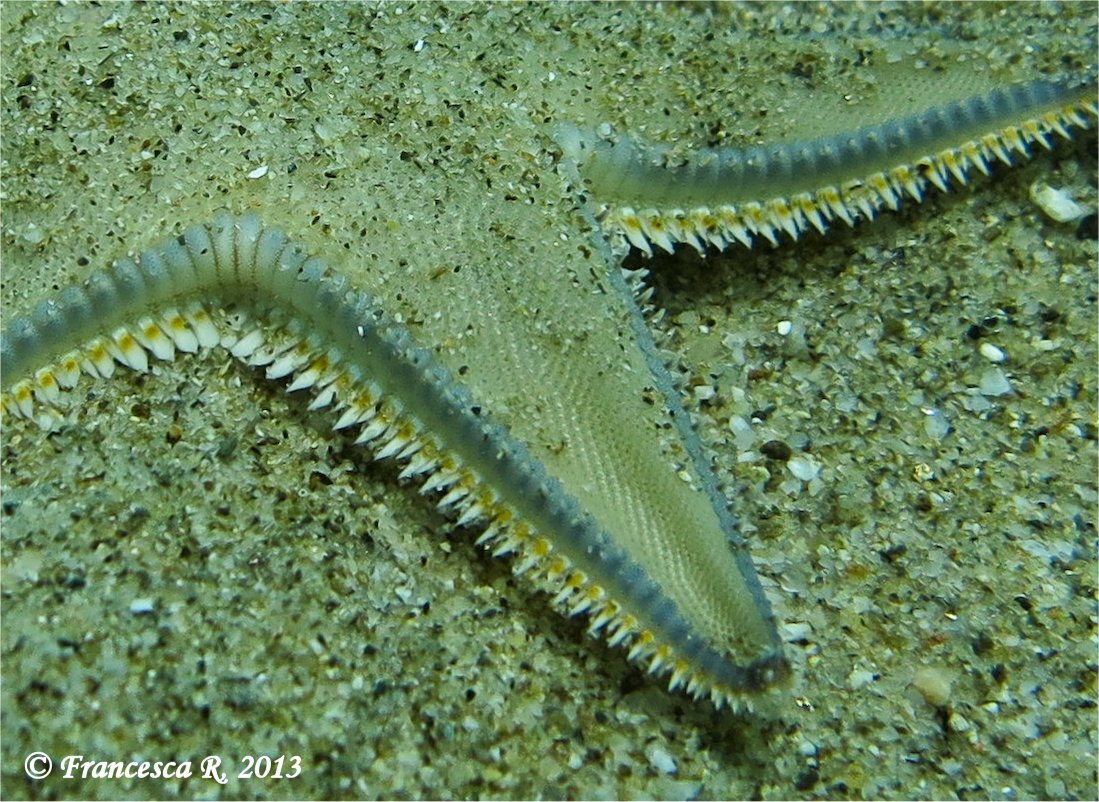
3;3;1096;800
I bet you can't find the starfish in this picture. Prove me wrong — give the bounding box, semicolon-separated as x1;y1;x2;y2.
9;38;1087;715
3;3;1095;799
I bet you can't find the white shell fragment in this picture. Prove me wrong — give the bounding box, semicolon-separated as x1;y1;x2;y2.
1030;181;1087;223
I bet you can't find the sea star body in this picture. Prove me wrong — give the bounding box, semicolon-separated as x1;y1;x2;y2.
2;3;1095;799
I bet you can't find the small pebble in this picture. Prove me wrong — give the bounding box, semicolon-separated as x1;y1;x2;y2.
847;668;877;690
645;745;677;775
782;621;813;641
912;665;954;707
760;439;792;461
693;384;716;402
947;711;971;733
978;367;1013;397
979;342;1006;363
129;598;155;615
923;408;950;440
787;456;820;481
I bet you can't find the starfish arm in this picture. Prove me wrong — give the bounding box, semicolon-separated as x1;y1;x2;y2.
1;212;789;708
562;77;1097;255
